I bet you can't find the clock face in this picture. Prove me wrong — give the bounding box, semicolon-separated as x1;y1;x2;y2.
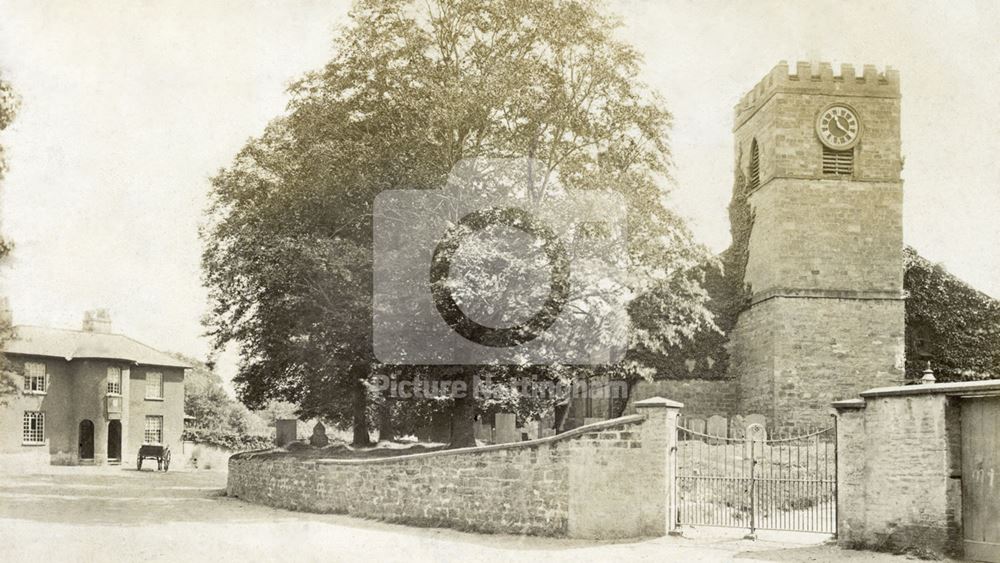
816;104;861;149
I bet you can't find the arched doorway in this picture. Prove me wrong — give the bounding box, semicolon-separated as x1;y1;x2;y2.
107;420;122;462
78;420;94;460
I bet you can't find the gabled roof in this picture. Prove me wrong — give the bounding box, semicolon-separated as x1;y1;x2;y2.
2;325;190;369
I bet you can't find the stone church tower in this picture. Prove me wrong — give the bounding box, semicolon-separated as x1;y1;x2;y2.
729;61;906;430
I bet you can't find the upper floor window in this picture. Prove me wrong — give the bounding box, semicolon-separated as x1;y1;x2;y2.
747;139;761;191
107;366;122;395
23;362;47;393
23;411;45;444
145;371;163;400
822;146;854;175
144;415;163;444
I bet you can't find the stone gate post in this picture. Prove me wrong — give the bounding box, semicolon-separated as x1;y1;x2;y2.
634;396;683;536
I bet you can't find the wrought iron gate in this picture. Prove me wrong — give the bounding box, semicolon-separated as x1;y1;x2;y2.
675;421;837;534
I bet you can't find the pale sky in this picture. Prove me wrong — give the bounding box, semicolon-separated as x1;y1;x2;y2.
0;0;998;388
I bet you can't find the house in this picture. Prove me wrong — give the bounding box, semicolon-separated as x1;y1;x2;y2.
0;302;189;467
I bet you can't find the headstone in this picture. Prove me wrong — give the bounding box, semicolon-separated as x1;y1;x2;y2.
687;417;706;435
494;413;518;444
729;415;746;439
275;419;298;447
745;422;767;448
309;422;329;447
524;421;540;440
473;418;491;443
707;415;728;441
539;427;556;438
746;413;767;429
582;417;603;426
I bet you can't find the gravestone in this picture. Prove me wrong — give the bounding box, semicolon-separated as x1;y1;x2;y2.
686;417;706;435
494;413;518;444
745;422;767;449
707;415;728;441
524;420;539;440
583;417;603;426
473;418;491;443
745;413;767;429
309;422;329;447
275;419;297;447
729;415;746;439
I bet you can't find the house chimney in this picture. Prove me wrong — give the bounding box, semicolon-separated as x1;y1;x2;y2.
82;309;112;333
0;297;11;328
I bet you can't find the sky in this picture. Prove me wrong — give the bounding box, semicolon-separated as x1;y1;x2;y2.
0;0;998;390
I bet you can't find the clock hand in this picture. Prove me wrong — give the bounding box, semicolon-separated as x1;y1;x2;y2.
829;119;845;136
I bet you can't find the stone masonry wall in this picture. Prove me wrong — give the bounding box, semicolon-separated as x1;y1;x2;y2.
628;379;738;419
737;297;904;431
228;400;679;540
835;392;963;556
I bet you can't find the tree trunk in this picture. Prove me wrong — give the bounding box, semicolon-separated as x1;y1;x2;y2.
449;369;476;448
352;377;372;447
377;394;394;442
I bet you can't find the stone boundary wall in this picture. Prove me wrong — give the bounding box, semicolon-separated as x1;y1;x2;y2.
834;380;1000;558
228;398;680;539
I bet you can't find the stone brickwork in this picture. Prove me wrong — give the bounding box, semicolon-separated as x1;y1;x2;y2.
730;61;905;430
228;398;680;539
627;379;738;419
735;297;904;431
832;382;993;557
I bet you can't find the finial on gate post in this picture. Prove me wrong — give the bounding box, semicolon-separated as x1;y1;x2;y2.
921;361;936;385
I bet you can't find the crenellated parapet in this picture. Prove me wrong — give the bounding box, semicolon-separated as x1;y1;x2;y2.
734;61;900;128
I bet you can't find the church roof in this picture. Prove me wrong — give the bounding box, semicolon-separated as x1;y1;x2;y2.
2;325;190;369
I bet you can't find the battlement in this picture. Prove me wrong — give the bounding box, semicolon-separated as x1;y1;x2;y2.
735;61;900;128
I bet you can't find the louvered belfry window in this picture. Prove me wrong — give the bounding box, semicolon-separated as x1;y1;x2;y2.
823;146;853;175
748;139;761;191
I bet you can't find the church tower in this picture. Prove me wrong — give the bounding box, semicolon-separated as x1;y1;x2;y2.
729;61;905;430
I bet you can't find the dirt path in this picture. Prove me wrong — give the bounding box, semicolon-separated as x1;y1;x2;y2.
0;467;923;562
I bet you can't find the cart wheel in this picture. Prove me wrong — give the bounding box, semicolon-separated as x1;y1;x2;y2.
137;456;142;471
164;450;171;471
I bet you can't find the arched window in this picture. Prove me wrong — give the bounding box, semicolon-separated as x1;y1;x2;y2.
747;139;761;191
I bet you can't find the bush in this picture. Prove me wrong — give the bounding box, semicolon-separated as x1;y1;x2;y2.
182;427;271;452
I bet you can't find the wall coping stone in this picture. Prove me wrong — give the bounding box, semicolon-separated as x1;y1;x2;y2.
831;398;866;410
634;396;684;409
859;379;1000;399
233;414;647;467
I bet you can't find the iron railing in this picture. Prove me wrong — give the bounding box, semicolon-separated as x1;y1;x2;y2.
675;422;836;534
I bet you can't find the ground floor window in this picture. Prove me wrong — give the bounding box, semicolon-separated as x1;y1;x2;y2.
23;411;44;444
144;415;163;444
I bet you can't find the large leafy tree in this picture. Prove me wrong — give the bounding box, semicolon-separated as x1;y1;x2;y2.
202;0;713;446
0;74;19;401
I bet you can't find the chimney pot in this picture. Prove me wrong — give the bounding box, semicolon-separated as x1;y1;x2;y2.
82;309;112;333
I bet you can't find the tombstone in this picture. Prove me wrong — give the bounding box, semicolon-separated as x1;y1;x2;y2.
687;417;707;435
582;417;603;426
275;419;298;447
309;422;329;447
745;422;767;453
473;418;491;443
494;413;518;444
524;420;540;440
539;427;556;438
729;415;746;439
745;413;767;429
707;415;728;441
